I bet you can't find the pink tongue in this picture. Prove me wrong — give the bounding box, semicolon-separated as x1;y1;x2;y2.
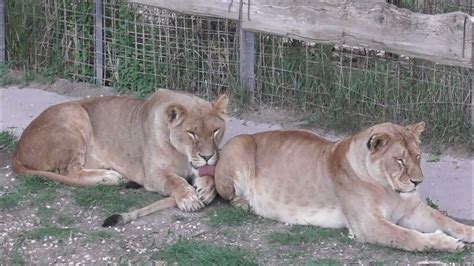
198;165;215;177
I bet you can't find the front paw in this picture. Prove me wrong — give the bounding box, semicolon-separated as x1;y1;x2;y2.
193;175;217;205
174;186;204;212
460;226;474;243
100;170;124;185
430;230;465;252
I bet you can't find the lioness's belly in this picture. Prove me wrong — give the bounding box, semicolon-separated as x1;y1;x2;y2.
236;176;348;228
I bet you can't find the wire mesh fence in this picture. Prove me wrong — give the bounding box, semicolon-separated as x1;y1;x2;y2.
387;0;473;15
3;0;473;147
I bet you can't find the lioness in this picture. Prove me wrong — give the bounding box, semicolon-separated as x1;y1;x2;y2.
215;122;473;251
12;89;228;226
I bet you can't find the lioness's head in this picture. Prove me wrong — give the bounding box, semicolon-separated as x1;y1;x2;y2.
364;122;425;193
166;94;229;177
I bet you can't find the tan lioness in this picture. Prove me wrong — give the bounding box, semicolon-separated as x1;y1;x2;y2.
215;122;473;252
12;89;228;226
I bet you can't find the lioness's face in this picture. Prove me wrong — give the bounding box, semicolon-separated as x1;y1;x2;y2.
166;94;228;177
366;122;425;193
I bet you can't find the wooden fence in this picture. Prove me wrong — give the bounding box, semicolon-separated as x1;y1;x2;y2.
126;0;474;125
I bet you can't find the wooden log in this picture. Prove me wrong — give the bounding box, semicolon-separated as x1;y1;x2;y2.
242;1;473;68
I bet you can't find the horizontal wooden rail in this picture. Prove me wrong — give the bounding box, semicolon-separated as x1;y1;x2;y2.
130;0;473;68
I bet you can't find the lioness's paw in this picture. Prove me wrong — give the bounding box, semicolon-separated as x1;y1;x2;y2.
230;196;251;211
430;230;465;252
175;186;204;212
100;170;123;185
459;227;474;243
193;175;217;205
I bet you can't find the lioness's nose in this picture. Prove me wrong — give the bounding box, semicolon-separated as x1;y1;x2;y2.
410;179;422;187
199;153;213;162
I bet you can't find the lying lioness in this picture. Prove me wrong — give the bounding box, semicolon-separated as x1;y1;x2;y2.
215;122;473;251
12;89;228;226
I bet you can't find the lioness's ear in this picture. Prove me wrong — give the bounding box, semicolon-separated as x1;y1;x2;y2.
212;94;229;116
407;122;425;138
367;133;390;153
166;104;187;125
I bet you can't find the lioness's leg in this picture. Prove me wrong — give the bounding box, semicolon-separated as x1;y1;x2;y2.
13;102;122;186
62;157;123;186
162;173;204;212
399;202;473;243
103;173;204;227
353;217;464;252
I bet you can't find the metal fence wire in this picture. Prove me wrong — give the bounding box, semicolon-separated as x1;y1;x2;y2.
4;0;473;147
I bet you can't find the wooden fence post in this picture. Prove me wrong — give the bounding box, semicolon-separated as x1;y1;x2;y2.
94;0;103;85
239;0;255;103
471;17;474;127
0;0;5;64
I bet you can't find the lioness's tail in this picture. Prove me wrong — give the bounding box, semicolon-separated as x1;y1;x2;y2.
11;156;92;187
102;197;177;227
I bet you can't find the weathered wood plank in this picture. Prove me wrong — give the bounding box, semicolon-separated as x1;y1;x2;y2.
242;1;473;68
128;0;240;20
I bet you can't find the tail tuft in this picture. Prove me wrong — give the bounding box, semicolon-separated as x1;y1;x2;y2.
102;214;124;227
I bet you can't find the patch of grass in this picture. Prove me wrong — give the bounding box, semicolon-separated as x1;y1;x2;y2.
208;205;254;226
9;240;25;265
155;238;257;266
0;64;18;86
425;197;439;210
0;130;18;153
0;190;23;209
0;175;59;209
304;258;339;266
86;230;114;240
20;71;36;87
23;226;76;240
427;154;441;162
56;214;77;226
437;249;472;263
72;184;160;214
268;225;350;246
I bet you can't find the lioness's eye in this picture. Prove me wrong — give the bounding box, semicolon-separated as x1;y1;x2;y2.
213;128;220;138
187;131;196;140
416;154;421;161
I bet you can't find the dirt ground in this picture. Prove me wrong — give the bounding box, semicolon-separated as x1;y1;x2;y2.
0;80;473;264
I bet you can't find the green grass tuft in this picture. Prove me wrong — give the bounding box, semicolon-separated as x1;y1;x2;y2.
56;214;77;226
0;175;59;210
437;249;472;263
72;184;161;214
208;205;254;226
0;131;18;153
304;258;340;266
0;190;23;209
425;197;439;210
427;154;441;162
155;238;257;266
268;225;350;246
23;226;76;240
